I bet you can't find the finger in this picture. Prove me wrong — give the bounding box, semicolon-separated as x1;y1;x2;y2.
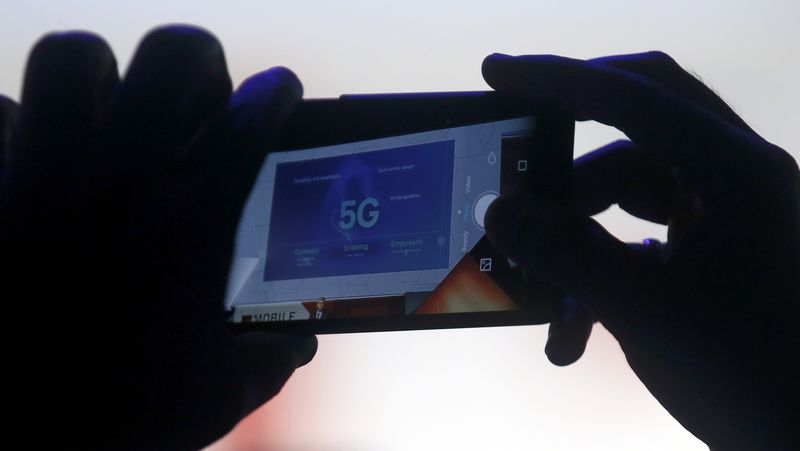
574;140;680;224
482;53;755;177
231;333;317;415
485;193;669;335
590;51;755;134
544;297;594;366
150;68;302;315
226;66;303;193
229;66;303;150
110;25;232;161
0;95;19;172
186;66;303;231
12;32;118;176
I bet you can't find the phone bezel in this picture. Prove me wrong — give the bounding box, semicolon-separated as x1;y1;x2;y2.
229;91;574;335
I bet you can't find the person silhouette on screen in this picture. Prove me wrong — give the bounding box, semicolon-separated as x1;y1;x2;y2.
314;297;330;319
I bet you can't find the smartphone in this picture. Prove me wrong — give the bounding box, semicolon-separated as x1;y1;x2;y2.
225;91;574;334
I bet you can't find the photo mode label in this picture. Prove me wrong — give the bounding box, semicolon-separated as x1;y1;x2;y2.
264;140;455;281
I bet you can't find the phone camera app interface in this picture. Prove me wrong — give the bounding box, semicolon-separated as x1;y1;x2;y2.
227;117;536;324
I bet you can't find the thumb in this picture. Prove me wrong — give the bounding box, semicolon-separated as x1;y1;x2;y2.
231;332;318;416
484;193;666;335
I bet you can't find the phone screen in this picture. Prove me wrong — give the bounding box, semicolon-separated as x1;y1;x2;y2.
226;116;538;326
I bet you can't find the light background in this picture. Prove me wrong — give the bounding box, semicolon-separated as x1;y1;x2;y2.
2;1;797;450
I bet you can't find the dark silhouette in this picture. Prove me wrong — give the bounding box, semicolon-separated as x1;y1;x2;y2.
1;26;316;450
1;25;797;450
483;52;799;450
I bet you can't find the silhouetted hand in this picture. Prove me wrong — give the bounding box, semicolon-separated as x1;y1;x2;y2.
1;26;316;450
483;52;799;450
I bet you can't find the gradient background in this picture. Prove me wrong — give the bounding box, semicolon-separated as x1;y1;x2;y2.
2;1;797;450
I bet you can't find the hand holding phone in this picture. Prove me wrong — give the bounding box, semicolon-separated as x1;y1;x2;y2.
482;52;800;450
1;27;315;449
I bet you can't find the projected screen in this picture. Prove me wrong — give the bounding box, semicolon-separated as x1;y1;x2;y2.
264;140;455;281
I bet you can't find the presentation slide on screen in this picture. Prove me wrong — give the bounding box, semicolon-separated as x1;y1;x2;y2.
264;141;455;281
225;116;536;319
